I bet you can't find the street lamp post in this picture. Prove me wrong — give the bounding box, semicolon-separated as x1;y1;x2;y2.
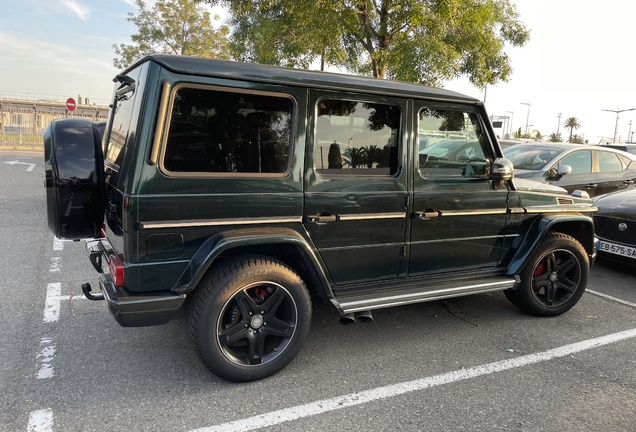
602;107;636;143
506;111;514;137
521;102;531;135
557;113;562;136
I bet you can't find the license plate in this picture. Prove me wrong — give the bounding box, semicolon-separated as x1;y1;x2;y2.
598;240;636;259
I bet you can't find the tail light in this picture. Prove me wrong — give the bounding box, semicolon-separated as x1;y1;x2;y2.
108;254;125;287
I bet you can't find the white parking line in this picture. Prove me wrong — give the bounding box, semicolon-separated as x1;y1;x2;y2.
587;289;636;308
53;237;64;251
27;409;53;432
36;338;55;379
191;328;636;432
43;283;62;323
49;257;61;273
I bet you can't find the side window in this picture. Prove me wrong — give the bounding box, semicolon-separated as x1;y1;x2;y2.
314;99;400;176
559;150;591;174
597;151;623;172
162;86;294;174
418;107;490;177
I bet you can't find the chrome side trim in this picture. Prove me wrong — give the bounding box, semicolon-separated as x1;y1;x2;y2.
410;234;507;245
524;205;597;214
149;81;171;165
438;209;508;217
338;212;406;221
140;216;303;229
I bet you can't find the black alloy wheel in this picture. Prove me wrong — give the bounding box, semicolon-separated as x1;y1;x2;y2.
188;255;312;382
505;232;588;317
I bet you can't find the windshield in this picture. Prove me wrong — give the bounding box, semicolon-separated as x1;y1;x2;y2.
503;144;562;170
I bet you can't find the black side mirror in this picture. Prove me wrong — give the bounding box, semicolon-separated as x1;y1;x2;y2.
490;157;514;190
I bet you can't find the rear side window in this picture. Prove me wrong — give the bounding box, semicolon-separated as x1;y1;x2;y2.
314;99;400;176
162;86;294;175
597;150;623;172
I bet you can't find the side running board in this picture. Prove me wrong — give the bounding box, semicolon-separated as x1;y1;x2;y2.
332;276;519;314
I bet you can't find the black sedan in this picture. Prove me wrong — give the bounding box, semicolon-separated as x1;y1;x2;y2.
503;143;636;197
594;188;636;263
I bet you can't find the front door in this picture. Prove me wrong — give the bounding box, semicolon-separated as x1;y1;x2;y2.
409;102;509;276
303;91;408;286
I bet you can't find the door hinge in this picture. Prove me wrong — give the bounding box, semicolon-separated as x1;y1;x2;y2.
405;195;410;209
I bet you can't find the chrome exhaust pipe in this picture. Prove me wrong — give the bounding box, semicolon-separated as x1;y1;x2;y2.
339;313;356;325
354;310;373;323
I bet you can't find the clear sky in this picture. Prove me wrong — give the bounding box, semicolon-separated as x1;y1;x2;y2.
1;0;635;144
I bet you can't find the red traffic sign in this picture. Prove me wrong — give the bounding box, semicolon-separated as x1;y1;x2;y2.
66;98;77;112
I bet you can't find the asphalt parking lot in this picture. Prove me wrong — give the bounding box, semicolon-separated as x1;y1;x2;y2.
2;150;635;431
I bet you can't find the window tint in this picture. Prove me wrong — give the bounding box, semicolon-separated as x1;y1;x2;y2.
597;151;623;172
418;107;489;177
559;150;591;174
163;87;293;174
314;99;400;176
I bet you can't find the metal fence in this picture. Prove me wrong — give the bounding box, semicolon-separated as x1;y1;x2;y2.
0;96;110;150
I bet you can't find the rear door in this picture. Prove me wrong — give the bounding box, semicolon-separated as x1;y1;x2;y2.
303;91;408;286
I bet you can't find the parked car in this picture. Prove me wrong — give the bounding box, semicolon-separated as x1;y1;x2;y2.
600;143;636;156
503;143;636;197
593;188;636;263
43;54;597;382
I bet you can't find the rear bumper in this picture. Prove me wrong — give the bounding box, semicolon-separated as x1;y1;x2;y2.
86;239;185;327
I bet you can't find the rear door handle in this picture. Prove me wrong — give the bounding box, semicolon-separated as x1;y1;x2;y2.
624;180;634;185
586;183;598;189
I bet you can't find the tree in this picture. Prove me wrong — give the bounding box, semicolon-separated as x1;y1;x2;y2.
113;0;230;69
548;133;563;143
531;130;543;141
207;0;530;87
569;134;585;144
563;117;581;142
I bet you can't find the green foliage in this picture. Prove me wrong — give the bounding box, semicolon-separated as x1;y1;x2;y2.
113;0;230;69
531;130;542;141
207;0;530;87
328;142;343;168
569;134;585;144
563;117;581;142
548;133;563;142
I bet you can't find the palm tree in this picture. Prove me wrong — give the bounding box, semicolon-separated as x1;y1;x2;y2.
563;117;581;142
532;130;543;141
548;133;563;142
569;134;585;144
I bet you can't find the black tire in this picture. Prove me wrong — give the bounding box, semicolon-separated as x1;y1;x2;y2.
505;232;588;317
44;118;105;240
188;255;312;382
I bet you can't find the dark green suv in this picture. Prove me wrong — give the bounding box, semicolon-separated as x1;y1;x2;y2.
44;55;597;382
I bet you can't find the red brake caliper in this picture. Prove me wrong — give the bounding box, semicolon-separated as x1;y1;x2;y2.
533;261;545;293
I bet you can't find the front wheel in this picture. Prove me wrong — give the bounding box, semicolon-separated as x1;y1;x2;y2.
188;255;312;382
505;232;588;317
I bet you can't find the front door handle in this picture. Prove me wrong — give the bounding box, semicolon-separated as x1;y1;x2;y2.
414;210;441;220
624;179;634;185
586;183;598;189
306;214;338;224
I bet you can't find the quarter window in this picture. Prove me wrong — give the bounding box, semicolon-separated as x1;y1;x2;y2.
163;87;294;174
314;99;400;176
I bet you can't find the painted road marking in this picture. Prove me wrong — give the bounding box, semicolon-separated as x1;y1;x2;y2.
36;338;55;379
191;328;636;432
43;283;86;323
49;257;61;273
53;237;64;251
587;289;636;308
27;409;53;432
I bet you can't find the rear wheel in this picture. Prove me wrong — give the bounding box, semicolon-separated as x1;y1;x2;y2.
505;233;588;317
188;255;312;382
